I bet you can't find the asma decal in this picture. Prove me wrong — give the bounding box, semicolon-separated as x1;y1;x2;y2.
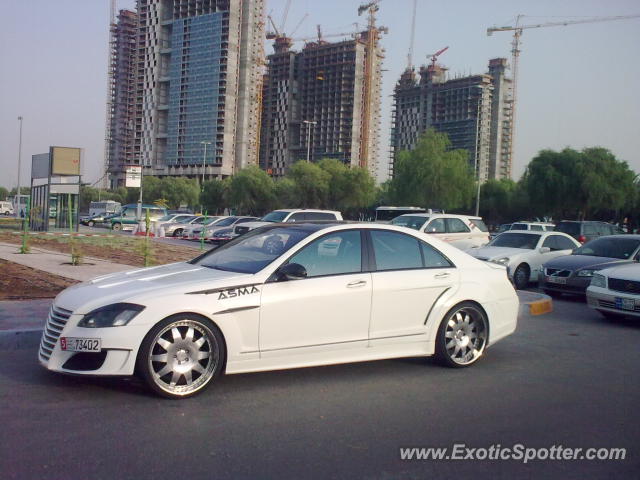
218;286;260;300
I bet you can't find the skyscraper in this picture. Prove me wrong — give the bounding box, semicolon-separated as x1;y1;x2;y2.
259;28;385;179
390;58;513;181
106;0;264;188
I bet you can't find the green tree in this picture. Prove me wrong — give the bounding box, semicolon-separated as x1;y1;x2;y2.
201;178;229;214
286;161;330;208
388;129;475;211
273;177;299;209
316;159;376;212
161;177;199;210
479;179;518;225
0;186;9;201
227;166;276;215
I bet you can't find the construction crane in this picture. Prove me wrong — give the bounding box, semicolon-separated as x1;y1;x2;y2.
487;13;640;170
406;0;417;70
426;46;449;69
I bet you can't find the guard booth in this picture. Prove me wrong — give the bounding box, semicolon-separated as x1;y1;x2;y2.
30;147;82;232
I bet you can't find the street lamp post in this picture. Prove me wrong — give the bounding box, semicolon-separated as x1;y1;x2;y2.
17;116;23;217
200;141;211;185
302;120;317;163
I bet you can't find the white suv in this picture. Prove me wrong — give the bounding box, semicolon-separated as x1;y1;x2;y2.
391;213;490;249
233;209;343;236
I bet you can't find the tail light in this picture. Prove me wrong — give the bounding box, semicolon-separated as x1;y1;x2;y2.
578;235;586;243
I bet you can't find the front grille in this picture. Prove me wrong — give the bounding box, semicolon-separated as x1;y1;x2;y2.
235;226;250;235
608;278;640;295
599;299;640;312
39;305;72;362
545;268;572;277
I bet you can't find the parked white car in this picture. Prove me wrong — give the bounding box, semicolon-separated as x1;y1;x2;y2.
390;213;490;249
39;223;518;399
509;222;555;232
587;263;640;319
203;216;258;240
233;209;343;237
0;201;15;215
181;216;225;240
466;230;580;290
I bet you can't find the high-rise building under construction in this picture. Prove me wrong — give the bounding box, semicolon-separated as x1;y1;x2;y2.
390;58;513;181
105;0;264;188
259;19;385;179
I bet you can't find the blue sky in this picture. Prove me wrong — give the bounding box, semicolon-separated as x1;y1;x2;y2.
1;0;638;189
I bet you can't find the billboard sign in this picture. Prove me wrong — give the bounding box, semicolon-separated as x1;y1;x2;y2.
50;147;81;176
31;153;51;179
125;166;142;188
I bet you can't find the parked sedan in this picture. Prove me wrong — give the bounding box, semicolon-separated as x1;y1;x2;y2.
208;227;236;247
39;223;518;399
203;216;258;241
540;235;640;297
161;215;201;237
587;263;640;319
466;231;580;290
181;216;225;240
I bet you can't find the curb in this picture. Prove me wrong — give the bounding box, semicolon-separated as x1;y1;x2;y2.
517;291;553;317
0;329;42;351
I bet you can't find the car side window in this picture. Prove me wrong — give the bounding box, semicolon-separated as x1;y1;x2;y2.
531;225;544;231
371;230;423;271
446;218;470;233
305;212;335;220
420;242;454;268
288;230;362;277
288;212;306;222
236;218;253;224
555;236;577;250
542;236;558;250
425;218;446;233
584;224;597;235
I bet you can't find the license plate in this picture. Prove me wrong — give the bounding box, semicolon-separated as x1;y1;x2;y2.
547;276;567;285
60;337;101;352
615;297;635;311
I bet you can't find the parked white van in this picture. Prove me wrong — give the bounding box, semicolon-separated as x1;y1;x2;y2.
0;201;14;215
391;213;490;249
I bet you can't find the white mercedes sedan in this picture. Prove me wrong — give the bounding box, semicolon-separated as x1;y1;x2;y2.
39;223;518;398
466;230;580;290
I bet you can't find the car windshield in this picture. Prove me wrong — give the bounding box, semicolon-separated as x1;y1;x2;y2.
202;217;222;225
390;215;429;230
490;233;540;249
178;216;196;223
511;223;528;230
573;237;640;259
498;224;512;233
470;219;488;232
261;211;289;222
192;225;314;273
158;214;175;222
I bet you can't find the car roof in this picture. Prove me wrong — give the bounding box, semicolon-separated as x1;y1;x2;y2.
395;213;482;220
273;209;341;214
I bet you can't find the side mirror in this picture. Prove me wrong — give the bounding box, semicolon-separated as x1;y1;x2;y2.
539;247;551;254
277;263;307;281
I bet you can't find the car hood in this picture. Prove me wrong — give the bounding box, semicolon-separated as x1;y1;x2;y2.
543;255;630;271
466;246;530;261
597;263;640;280
54;262;253;314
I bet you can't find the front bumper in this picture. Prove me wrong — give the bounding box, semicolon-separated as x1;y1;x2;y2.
38;309;149;376
587;287;640;318
539;274;591;295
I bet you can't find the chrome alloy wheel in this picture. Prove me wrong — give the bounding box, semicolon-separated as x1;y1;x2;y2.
443;306;487;366
148;320;220;396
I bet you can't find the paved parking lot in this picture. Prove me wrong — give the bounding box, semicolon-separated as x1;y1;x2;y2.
1;294;638;479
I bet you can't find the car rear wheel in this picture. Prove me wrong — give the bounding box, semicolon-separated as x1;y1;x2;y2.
513;264;530;290
137;315;225;399
173;228;183;237
88;220;95;227
112;222;122;231
435;302;488;368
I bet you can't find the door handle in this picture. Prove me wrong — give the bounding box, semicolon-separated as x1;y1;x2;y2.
347;280;367;288
434;272;451;279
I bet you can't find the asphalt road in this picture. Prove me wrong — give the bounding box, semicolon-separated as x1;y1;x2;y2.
1;296;638;479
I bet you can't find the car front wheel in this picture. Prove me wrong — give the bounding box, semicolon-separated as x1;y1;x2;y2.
112;223;122;231
137;315;225;399
173;228;183;237
513;264;530;290
435;302;488;368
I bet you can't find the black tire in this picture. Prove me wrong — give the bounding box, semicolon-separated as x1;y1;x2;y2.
137;314;226;399
543;289;562;298
88;220;95;227
112;222;122;231
435;302;488;368
173;228;183;237
513;264;530;290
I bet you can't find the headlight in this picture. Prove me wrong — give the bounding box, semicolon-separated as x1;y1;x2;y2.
78;303;145;328
490;257;510;266
590;274;606;288
577;269;595;277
